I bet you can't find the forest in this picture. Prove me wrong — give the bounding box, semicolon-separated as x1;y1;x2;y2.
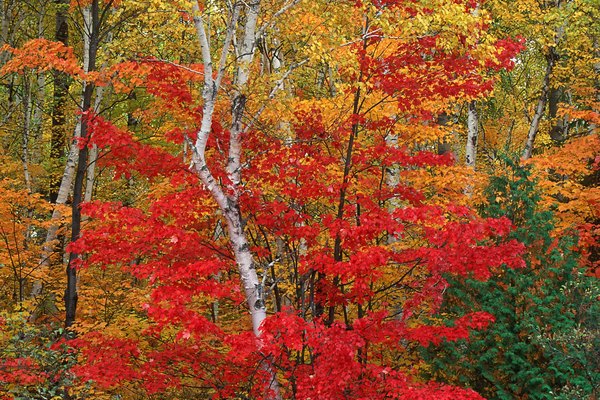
0;0;598;399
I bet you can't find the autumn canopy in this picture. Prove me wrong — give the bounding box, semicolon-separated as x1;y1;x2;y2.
0;0;598;399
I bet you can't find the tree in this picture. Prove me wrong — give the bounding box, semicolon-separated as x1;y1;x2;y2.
422;157;599;399
2;0;596;398
478;0;599;159
60;0;526;398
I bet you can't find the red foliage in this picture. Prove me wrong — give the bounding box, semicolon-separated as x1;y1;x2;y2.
83;112;186;179
60;1;528;398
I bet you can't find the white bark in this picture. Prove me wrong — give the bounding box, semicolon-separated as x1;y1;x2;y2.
466;2;480;168
31;73;45;163
385;131;400;244
191;0;267;334
190;1;283;397
83;144;97;202
465;100;478;168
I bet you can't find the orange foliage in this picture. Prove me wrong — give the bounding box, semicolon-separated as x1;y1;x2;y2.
530;133;600;275
0;39;88;79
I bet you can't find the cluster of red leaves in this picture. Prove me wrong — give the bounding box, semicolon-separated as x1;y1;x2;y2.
361;34;523;113
69;190;258;394
486;37;526;70
83;113;185;179
0;358;48;387
70;333;142;389
406;312;495;346
62;1;529;397
258;311;490;399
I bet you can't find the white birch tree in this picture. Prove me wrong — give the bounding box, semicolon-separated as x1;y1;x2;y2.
187;0;300;396
465;100;478;168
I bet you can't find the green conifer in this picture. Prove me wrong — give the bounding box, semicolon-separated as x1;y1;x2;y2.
423;157;599;399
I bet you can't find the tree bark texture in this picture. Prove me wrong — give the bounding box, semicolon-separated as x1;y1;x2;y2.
466;100;478;168
35;1;93;299
190;1;282;397
65;0;99;328
49;0;71;203
523;49;556;160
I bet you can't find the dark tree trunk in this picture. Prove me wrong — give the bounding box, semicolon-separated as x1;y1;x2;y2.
523;48;557;159
65;0;99;329
49;0;70;203
548;86;567;142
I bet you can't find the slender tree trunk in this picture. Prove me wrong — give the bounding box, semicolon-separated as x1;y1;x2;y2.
523;49;556;160
29;0;46;164
466;2;480;166
465;100;478;168
592;38;600;133
327;79;362;323
325;17;369;325
33;0;87;301
31;72;45;164
84;85;105;202
385;130;400;218
65;0;99;329
435;111;460;160
548;86;567;142
49;0;70;202
22;76;32;193
0;0;12;65
0;0;6;44
37;126;80;274
190;1;282;397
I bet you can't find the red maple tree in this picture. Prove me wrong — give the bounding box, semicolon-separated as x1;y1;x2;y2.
0;0;525;398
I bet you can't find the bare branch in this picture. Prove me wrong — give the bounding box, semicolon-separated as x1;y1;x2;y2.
215;1;242;89
192;2;214;87
256;0;301;39
243;58;308;133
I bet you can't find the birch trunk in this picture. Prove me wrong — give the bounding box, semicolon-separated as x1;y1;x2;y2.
466;3;480;167
190;1;282;397
523;50;556;160
30;1;46;164
22;77;32;193
41;3;93;251
31;73;45;164
37;125;80;272
465;100;478;168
